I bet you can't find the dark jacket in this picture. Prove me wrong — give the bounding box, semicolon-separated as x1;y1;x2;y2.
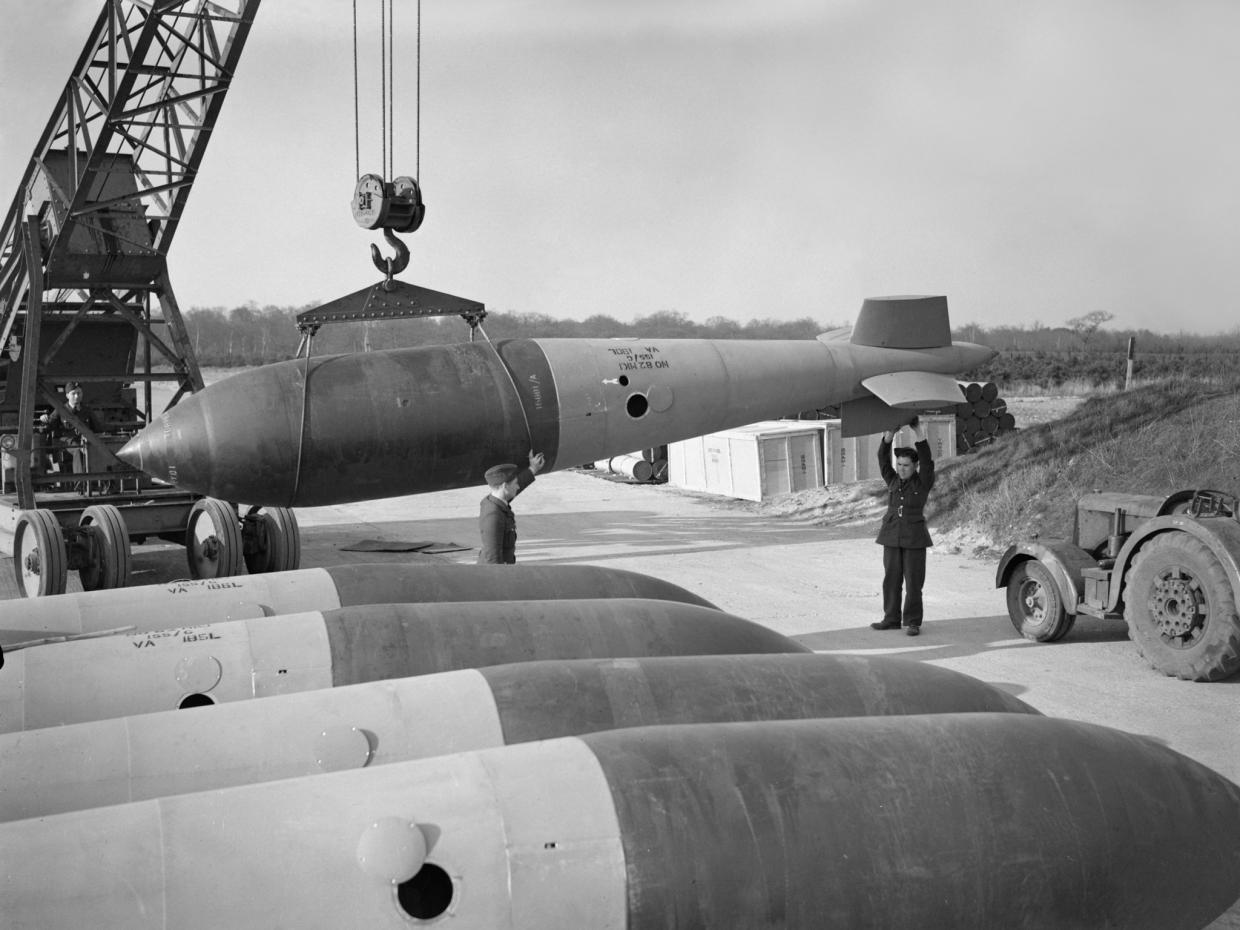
477;468;536;564
875;438;934;549
46;404;98;440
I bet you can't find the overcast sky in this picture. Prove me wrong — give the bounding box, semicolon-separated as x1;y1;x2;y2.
2;1;1237;334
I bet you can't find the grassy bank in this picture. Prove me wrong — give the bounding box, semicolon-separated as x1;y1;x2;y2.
931;378;1240;545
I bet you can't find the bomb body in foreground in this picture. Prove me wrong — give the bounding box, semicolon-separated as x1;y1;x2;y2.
0;653;1036;821
3;714;1239;929
119;298;996;506
0;598;802;732
0;561;714;647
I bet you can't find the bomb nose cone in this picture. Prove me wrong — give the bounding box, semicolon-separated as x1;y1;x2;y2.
118;420;170;480
118;395;218;496
118;368;304;505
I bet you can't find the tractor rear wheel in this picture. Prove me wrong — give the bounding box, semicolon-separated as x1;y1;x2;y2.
1006;560;1072;642
1124;533;1240;681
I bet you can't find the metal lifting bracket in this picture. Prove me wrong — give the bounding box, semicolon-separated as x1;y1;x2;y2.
294;280;486;355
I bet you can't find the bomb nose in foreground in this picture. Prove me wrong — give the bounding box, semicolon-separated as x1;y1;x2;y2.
118;369;296;504
116;422;162;479
118;398;211;492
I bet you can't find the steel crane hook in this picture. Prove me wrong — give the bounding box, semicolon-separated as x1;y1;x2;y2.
370;227;411;287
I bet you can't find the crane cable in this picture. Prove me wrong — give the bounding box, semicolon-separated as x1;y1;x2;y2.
352;0;418;186
306;2;429;503
416;0;421;184
341;5;533;466
352;2;360;180
381;0;388;179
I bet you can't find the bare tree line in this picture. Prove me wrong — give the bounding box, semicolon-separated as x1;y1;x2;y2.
181;304;1240;388
182;306;837;365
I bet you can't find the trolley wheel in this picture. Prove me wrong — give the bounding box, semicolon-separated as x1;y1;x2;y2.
1124;533;1240;682
1005;559;1071;642
13;509;68;598
78;504;132;591
185;497;244;580
243;506;301;574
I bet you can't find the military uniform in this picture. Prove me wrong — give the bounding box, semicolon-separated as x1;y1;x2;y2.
42;399;98;476
875;438;934;629
477;467;536;564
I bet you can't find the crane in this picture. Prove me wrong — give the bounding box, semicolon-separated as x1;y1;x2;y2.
0;0;298;596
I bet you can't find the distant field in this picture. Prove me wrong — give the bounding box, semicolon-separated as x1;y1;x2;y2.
148;366;248;417
1002;395;1083;427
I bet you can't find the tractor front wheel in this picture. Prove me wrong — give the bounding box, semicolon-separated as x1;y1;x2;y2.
1006;560;1073;642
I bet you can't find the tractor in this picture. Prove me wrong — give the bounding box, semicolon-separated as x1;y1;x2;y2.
997;489;1240;681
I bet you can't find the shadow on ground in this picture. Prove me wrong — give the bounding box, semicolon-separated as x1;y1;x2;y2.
0;504;861;600
793;613;1131;662
0;530;457;600
301;508;867;563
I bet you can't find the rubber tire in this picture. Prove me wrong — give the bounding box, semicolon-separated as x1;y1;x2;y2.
1124;533;1240;682
78;504;132;591
1006;560;1072;642
186;497;244;579
13;509;68;598
1046;612;1077;643
243;507;301;574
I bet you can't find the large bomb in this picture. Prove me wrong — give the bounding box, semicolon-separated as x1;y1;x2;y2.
0;562;715;646
118;325;995;507
3;715;1238;929
0;598;803;731
0;653;1036;821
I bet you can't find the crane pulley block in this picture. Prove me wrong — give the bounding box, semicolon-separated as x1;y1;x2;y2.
352;174;425;234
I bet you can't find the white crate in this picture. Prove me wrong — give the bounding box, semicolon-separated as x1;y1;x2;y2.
892;415;957;465
668;421;825;502
821;414;956;484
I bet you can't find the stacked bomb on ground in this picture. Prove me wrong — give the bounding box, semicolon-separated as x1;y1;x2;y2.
2;560;1239;928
